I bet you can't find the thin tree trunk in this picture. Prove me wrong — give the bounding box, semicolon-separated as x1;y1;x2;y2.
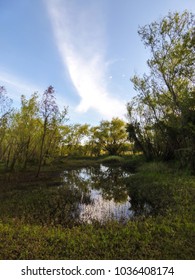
36;121;47;177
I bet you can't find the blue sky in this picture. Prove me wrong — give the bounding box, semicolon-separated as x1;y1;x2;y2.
0;0;194;125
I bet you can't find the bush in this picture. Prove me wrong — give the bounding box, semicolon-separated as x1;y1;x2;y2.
100;156;125;164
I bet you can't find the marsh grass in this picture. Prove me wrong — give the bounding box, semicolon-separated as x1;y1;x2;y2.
126;161;195;218
0;215;194;259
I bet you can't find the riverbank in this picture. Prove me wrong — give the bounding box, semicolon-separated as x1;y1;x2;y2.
0;157;194;259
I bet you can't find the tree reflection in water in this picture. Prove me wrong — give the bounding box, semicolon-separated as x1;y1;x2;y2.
0;165;165;227
62;165;133;223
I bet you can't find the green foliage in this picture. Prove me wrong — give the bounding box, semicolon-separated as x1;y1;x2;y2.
0;86;69;174
90;118;129;156
0;214;194;259
126;161;195;218
127;10;195;170
0;86;132;172
61;123;90;156
36;86;68;176
100;155;125;164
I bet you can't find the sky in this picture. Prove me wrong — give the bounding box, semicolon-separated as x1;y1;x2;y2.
0;0;194;125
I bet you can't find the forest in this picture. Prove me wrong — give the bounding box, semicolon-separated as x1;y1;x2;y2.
0;11;194;259
0;85;131;175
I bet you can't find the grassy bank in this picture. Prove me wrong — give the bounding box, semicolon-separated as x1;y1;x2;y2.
0;215;194;259
0;157;194;259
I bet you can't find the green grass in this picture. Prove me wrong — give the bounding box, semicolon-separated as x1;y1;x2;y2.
98;155;144;172
125;161;195;218
0;215;194;259
99;155;125;164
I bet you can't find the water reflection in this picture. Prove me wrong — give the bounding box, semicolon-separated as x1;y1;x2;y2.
61;165;133;223
0;164;172;227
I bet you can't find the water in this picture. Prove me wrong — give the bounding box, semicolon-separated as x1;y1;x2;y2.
0;164;155;227
61;165;133;223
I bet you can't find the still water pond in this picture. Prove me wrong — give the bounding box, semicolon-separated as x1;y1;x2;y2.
61;165;133;223
0;165;154;226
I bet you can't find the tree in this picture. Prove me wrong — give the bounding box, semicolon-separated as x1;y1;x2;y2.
15;93;40;170
0;86;13;162
0;86;69;172
93;118;129;156
0;86;12;121
127;11;195;167
0;93;41;171
87;126;102;156
61;124;90;156
36;86;68;177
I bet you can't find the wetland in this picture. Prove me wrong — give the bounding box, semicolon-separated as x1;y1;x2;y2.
0;158;194;259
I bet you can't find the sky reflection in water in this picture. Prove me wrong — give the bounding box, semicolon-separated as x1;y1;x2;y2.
62;165;133;223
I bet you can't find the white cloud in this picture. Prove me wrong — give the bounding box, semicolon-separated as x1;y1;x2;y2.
46;0;126;120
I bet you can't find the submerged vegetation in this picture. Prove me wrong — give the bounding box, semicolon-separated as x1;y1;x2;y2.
0;10;195;259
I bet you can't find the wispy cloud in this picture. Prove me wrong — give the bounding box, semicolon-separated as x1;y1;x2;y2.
46;0;126;120
0;70;43;102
